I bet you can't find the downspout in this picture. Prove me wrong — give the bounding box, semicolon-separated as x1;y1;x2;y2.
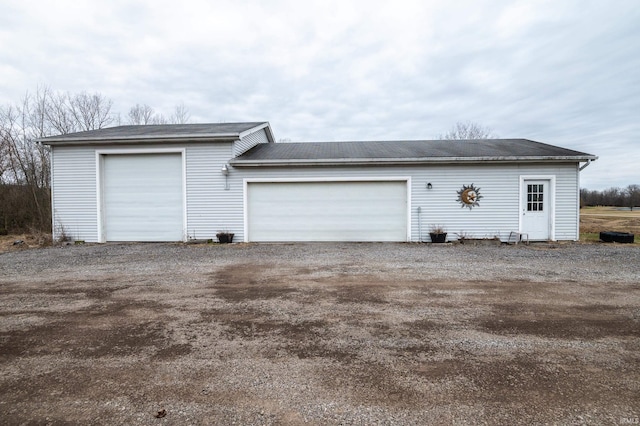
577;159;592;241
417;206;423;242
579;159;592;171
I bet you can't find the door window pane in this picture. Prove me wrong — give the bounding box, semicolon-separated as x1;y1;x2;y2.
527;183;544;212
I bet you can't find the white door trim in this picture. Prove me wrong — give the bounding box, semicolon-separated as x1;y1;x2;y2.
95;148;187;243
519;175;556;241
243;177;412;242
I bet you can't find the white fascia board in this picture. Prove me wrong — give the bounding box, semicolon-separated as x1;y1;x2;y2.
244;176;412;183
95;147;187;155
230;156;597;167
40;134;240;145
238;122;275;143
263;123;276;143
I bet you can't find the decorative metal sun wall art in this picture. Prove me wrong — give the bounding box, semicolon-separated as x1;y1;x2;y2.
456;183;483;209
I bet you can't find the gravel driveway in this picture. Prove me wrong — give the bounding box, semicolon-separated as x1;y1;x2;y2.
1;242;639;425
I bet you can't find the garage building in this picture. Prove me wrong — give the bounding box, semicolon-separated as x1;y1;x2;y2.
41;122;596;243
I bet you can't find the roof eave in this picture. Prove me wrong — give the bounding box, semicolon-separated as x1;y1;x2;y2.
40;122;273;146
230;155;598;167
40;134;241;146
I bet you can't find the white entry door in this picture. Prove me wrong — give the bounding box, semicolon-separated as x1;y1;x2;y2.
521;180;551;240
246;180;408;242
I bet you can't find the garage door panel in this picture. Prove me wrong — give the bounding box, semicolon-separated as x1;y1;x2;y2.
248;181;407;242
103;154;183;242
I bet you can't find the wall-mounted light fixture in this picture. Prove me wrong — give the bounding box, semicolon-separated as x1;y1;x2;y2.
221;164;230;190
426;182;433;190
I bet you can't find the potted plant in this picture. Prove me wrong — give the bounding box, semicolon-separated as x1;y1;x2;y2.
216;231;234;244
429;225;447;243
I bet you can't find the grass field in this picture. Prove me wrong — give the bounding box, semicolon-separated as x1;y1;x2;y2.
580;206;640;244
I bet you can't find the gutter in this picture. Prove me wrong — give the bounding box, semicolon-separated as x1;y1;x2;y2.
38;134;242;146
230;155;599;167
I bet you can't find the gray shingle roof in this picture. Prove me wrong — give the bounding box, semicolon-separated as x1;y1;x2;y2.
40;122;597;165
40;122;269;144
230;139;596;166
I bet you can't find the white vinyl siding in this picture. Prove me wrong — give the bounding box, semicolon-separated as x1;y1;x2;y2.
184;142;243;239
51;146;98;242
51;142;239;242
50;140;581;243
233;129;270;157
235;163;579;242
247;180;408;242
554;165;581;240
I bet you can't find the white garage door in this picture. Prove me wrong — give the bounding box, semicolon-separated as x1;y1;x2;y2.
247;181;408;242
102;153;183;241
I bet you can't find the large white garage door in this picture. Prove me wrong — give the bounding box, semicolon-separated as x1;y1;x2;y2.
102;153;183;241
247;181;408;242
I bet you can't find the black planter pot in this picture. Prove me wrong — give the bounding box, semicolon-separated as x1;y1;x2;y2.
216;233;235;244
429;233;447;243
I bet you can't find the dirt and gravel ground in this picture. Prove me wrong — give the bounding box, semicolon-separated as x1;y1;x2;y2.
1;242;639;425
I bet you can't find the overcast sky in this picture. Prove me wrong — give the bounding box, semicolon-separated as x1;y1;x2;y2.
1;0;638;189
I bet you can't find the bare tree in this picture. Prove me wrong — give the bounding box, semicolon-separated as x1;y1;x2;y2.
39;88;115;135
626;184;640;211
2;88;195;233
581;186;640;208
170;103;191;124
0;87;116;233
601;187;626;207
0;133;9;184
127;104;157;125
45;90;78;135
128;103;190;125
439;121;497;140
0;100;50;230
67;92;114;131
1;93;51;188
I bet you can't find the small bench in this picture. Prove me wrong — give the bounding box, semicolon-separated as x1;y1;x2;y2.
507;231;529;245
